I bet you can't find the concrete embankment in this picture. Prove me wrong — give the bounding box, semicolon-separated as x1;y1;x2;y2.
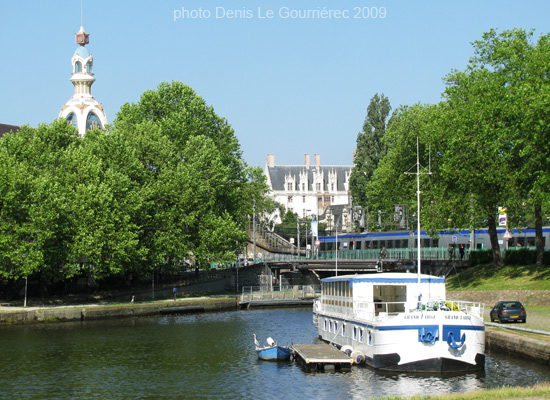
0;297;238;324
447;289;550;307
486;328;550;366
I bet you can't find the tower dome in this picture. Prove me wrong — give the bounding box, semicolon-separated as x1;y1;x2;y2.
59;26;107;136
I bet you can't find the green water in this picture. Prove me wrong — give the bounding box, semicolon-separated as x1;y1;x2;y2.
1;308;549;399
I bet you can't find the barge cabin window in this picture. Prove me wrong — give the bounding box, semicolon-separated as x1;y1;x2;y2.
374;284;406;315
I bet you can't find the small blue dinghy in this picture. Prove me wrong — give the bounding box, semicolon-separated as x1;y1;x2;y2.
253;334;292;361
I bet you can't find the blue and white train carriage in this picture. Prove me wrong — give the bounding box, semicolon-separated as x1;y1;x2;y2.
319;227;550;254
313;272;485;372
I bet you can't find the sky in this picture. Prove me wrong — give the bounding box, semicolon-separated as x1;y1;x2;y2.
1;1;550;168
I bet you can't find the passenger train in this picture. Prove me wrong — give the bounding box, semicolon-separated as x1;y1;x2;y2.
318;227;550;253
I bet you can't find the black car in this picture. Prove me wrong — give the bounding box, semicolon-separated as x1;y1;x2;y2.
490;300;527;323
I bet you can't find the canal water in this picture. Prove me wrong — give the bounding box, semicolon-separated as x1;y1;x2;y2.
1;307;549;399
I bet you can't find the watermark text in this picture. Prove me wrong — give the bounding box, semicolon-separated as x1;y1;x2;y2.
173;6;387;21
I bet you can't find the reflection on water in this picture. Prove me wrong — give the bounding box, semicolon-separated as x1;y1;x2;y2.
0;308;549;399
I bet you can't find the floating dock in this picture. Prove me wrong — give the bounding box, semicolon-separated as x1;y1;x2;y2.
291;344;352;371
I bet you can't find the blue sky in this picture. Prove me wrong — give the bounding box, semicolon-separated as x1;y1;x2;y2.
1;1;549;168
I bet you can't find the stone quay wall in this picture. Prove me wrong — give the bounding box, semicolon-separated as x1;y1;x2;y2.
486;329;550;366
0;297;238;324
447;290;550;307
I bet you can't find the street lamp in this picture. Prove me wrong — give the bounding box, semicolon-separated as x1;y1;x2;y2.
335;218;339;276
253;200;256;262
306;209;311;259
296;217;300;256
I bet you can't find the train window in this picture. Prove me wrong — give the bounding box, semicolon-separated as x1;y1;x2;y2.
343;242;348;249
517;237;526;247
527;237;535;247
356;241;362;250
372;240;379;249
432;238;439;247
387;240;393;249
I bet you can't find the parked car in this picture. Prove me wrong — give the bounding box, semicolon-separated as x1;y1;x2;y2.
490;301;527;323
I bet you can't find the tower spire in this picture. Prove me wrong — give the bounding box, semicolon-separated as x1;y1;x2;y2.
59;24;107;136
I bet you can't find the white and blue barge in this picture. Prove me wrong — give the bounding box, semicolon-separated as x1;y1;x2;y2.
313;272;485;372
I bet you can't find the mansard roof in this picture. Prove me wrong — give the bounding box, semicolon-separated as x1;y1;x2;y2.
0;123;20;138
266;165;351;191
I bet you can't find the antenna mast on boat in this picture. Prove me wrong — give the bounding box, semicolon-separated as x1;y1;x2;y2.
404;138;432;302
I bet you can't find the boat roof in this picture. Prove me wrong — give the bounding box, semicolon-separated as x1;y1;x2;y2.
321;272;445;284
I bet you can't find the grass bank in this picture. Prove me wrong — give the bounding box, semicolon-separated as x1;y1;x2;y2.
447;263;550;333
375;382;550;400
446;263;550;291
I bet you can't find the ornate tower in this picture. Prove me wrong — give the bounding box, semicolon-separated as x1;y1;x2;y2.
59;26;107;136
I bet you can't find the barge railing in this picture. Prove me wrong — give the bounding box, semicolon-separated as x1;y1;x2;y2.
316;299;485;322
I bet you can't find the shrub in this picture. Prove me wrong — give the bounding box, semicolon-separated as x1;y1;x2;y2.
504;248;537;265
468;250;492;266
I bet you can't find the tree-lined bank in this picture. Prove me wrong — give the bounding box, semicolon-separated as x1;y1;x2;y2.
0;82;270;296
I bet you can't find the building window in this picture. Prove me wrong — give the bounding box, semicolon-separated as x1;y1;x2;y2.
302;196;306;203
301;183;305;191
86;62;92;73
359;328;364;343
331;196;335;203
316;182;321;191
288;196;293;203
353;327;357;341
75;61;82;73
86;112;102;131
65;112;78;128
331;183;335;191
287;183;293;191
342;324;346;337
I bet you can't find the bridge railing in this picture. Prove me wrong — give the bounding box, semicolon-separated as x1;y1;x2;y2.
270;247;468;261
240;285;321;302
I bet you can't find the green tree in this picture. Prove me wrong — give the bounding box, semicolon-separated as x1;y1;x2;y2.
350;93;392;227
0;120;79;281
278;210;298;236
61;129;148;281
114;81;264;269
472;29;550;265
441;28;550;266
364;104;443;233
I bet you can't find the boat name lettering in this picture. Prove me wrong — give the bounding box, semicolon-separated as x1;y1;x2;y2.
444;315;472;320
404;314;436;320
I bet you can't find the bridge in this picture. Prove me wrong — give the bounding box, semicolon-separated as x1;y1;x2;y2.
261;256;468;279
244;222;469;278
